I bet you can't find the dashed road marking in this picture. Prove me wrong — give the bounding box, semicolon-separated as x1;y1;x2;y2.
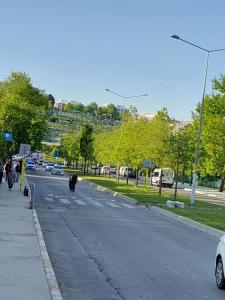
121;203;135;209
60;198;70;204
75;199;87;206
44;197;54;202
89;200;103;207
106;202;120;208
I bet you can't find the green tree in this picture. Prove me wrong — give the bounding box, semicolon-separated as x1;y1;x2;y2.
80;124;94;174
85;102;98;116
0;72;49;153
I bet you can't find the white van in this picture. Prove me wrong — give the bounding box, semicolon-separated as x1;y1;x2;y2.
119;166;136;178
152;168;174;188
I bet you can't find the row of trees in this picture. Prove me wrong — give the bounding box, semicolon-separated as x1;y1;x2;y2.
0;72;53;160
60;75;225;192
62;101;121;120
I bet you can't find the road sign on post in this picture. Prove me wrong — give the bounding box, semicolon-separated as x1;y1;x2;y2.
2;132;13;142
54;150;60;158
19;144;31;156
143;159;152;169
143;160;152;191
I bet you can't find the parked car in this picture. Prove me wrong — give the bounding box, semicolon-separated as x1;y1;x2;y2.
215;235;225;289
45;163;55;171
119;166;136;178
42;161;49;167
52;165;64;175
25;160;36;170
152;168;174;188
100;166;110;175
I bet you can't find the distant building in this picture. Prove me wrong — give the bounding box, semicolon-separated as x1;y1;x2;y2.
140;112;156;120
56;100;70;111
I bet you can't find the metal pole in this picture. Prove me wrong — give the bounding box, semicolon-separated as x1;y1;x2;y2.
30;183;36;209
191;51;209;204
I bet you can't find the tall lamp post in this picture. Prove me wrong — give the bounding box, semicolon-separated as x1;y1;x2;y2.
171;34;225;204
105;89;148;123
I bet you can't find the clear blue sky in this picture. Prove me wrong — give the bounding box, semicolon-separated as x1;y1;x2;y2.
1;0;225;121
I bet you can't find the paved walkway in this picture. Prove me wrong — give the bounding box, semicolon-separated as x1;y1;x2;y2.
0;180;51;300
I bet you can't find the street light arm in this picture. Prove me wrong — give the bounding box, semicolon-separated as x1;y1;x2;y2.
125;93;148;99
210;48;225;53
105;89;126;99
171;34;208;52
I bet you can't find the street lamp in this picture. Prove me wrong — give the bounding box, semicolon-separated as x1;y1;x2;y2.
105;88;148;123
171;34;225;204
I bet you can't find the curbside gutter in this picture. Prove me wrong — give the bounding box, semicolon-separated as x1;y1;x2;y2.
84;178;225;239
25;173;63;300
33;210;63;300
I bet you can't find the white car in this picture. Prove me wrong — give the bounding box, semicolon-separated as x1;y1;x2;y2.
52;165;64;175
215;235;225;289
25;160;36;170
45;163;55;171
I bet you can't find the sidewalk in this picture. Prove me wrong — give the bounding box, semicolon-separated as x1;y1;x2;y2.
0;180;51;300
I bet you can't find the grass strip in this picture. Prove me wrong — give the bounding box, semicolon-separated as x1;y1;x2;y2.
82;175;225;232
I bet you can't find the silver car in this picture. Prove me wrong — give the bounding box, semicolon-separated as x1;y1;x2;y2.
215;235;225;289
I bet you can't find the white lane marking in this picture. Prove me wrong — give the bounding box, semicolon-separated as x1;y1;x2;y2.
44;197;54;202
60;199;70;204
45;193;54;197
106;202;119;208
75;199;87;206
121;203;135;209
89;200;103;207
87;197;93;200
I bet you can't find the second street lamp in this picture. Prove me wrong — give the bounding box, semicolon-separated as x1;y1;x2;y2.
171;34;225;204
105;89;148;123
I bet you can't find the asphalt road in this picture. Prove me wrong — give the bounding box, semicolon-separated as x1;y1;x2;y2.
27;167;225;300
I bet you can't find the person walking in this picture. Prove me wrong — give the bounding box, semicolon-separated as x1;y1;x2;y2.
4;159;11;182
0;163;3;184
69;173;78;192
15;163;21;183
7;167;15;191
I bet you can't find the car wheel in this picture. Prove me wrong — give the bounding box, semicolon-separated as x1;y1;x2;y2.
216;258;225;289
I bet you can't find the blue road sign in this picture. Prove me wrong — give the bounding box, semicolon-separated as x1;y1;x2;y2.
54;150;60;157
2;132;13;142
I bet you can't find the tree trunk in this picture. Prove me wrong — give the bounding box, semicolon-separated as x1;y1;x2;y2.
136;169;139;186
116;165;120;183
219;177;225;192
190;164;193;186
182;165;185;184
159;171;162;196
174;161;179;200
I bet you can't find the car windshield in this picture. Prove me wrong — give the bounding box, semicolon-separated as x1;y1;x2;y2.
26;160;34;164
55;166;62;169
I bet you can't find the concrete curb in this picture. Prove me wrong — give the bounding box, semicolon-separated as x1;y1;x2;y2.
84;178;225;239
148;206;224;238
25;173;63;300
33;210;63;300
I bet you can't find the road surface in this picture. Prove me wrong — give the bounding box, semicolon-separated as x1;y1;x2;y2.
27;167;225;300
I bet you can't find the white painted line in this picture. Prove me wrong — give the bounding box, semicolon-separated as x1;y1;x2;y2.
87;197;93;200
121;203;135;209
33;210;63;300
45;193;54;197
60;198;70;204
44;197;54;202
106;202;119;208
75;199;87;206
89;200;103;207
